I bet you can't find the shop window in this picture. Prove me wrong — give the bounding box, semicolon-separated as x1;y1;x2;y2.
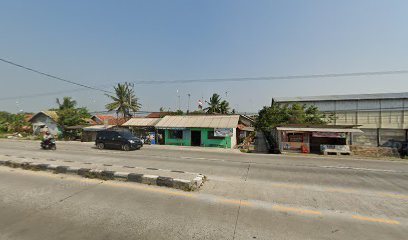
288;133;303;142
169;130;183;139
208;131;225;140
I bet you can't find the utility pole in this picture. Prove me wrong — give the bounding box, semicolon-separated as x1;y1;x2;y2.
176;89;181;111
187;93;191;114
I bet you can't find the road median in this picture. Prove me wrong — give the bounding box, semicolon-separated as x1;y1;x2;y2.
0;154;205;191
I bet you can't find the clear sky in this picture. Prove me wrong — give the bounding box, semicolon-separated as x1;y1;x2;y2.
1;0;408;114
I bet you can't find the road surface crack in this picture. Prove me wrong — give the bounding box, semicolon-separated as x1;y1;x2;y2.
232;161;252;240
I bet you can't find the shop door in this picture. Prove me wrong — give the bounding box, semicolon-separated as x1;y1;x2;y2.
191;131;201;146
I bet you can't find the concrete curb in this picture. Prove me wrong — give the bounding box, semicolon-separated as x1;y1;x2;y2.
0;160;205;191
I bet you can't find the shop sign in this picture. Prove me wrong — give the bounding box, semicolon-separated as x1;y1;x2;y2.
214;128;233;137
312;132;346;138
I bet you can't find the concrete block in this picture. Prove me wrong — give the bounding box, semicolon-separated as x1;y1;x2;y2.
157;176;174;187
173;178;192;190
36;164;50;170
193;176;204;187
128;173;143;183
101;170;115;179
46;164;59;171
113;172;129;180
78;168;91;176
66;166;81;174
56;166;69;173
28;162;46;169
141;175;158;185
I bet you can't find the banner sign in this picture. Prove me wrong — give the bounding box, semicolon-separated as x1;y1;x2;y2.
312;132;346;138
214;128;233;137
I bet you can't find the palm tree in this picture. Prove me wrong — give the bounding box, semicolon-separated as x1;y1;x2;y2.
56;97;77;110
105;82;141;119
204;93;221;114
219;100;230;114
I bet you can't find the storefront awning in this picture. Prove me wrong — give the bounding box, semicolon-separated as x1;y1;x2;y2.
276;127;363;133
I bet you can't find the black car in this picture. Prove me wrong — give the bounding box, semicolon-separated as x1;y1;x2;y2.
95;130;143;151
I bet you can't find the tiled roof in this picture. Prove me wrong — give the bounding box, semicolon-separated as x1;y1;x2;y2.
94;115;115;121
107;118;128;126
146;112;172;118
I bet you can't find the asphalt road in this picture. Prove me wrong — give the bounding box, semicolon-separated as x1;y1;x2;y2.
0;140;408;239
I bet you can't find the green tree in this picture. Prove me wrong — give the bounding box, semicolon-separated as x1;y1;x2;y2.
219;100;230;114
105;82;141;119
53;97;91;138
204;93;221;114
57;108;90;127
175;110;184;115
204;93;231;114
56;97;77;110
8;114;28;132
254;103;329;131
0;111;12;132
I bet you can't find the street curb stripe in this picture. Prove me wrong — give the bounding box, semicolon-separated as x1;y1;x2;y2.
0;159;205;191
352;215;400;225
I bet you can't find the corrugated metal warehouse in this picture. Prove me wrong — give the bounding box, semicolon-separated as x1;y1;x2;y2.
273;92;408;152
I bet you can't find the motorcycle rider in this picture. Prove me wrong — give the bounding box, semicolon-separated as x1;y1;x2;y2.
42;131;54;145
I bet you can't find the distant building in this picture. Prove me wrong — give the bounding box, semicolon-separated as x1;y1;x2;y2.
145;112;173;118
90;115;127;126
28;111;61;136
273;92;408;152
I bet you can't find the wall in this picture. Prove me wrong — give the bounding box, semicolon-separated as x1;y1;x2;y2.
164;129;190;146
198;128;232;148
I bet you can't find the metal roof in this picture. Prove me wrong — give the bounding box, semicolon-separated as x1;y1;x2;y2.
122;118;161;127
276;127;363;133
274;92;408;103
83;125;114;131
28;111;58;122
155;115;240;129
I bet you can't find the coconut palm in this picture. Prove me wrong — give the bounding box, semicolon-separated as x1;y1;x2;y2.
105;82;141;119
219;100;230;114
56;97;77;110
204;93;221;114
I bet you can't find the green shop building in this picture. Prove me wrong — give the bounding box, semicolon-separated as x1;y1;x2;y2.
155;115;254;149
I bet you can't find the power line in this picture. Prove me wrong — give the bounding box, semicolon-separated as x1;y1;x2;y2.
127;70;408;85
2;57;408;101
0;57;113;94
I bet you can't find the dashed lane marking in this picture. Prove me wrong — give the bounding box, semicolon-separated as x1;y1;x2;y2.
352;215;400;225
273;206;322;216
0;166;404;226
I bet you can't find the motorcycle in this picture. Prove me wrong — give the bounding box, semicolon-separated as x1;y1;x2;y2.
41;139;57;150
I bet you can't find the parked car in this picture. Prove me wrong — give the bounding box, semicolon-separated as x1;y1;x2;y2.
95;130;143;151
